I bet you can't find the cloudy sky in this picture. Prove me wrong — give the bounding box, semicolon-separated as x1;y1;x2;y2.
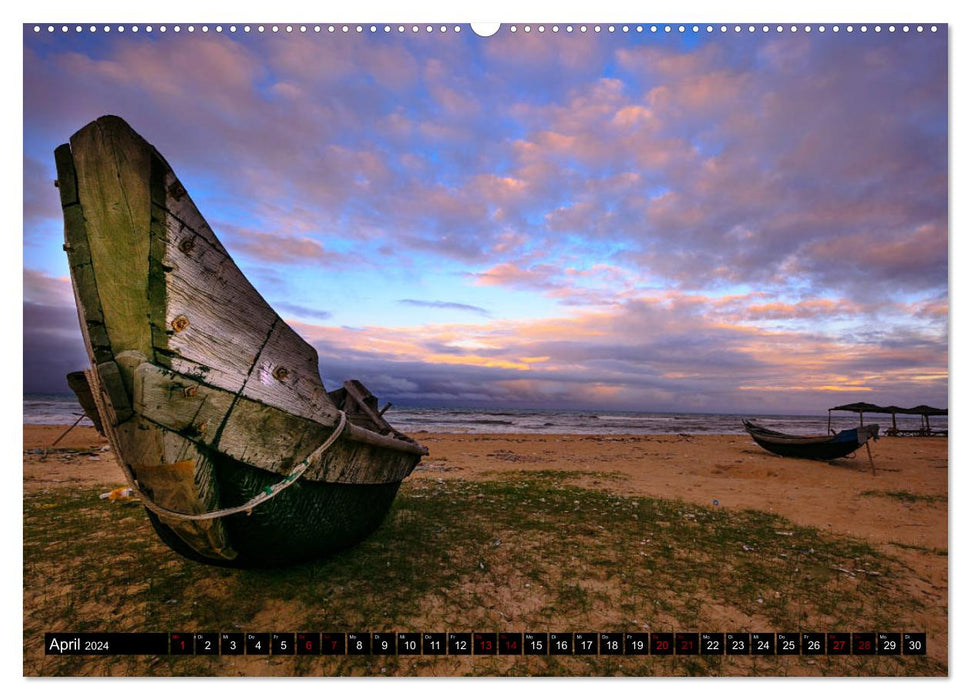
22;24;947;413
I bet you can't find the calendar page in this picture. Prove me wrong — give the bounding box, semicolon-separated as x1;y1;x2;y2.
22;18;948;678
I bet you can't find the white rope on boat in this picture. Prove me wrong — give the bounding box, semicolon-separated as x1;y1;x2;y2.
121;410;348;522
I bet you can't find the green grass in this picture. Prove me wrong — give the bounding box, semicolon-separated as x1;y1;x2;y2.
24;471;944;677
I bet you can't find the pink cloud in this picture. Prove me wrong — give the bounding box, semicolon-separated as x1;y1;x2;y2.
23;268;75;307
284;287;946;412
471;263;562;290
218;224;345;266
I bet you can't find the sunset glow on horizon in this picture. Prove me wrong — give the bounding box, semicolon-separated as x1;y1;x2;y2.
22;25;948;413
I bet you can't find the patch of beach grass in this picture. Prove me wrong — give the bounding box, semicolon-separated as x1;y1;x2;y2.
480;468;626;481
888;542;947;556
860;490;946;505
24;471;943;677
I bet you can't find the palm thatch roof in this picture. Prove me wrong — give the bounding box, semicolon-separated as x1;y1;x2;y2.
829;402;947;416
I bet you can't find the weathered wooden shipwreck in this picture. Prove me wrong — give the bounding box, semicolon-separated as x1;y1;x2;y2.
56;116;427;567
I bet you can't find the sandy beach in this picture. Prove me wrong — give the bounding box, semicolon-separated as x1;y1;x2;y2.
23;424;947;676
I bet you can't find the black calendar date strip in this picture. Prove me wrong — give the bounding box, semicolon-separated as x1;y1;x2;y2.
45;632;926;656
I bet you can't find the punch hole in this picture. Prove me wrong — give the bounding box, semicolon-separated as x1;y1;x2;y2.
470;23;501;37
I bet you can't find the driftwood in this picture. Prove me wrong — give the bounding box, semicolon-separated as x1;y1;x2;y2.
57;116;426;567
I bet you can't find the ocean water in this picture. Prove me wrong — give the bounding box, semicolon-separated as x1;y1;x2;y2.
23;395;95;426
22;394;948;436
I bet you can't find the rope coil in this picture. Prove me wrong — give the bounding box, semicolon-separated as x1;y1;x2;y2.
120;411;348;522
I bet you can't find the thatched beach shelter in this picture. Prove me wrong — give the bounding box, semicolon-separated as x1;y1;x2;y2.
828;402;947;436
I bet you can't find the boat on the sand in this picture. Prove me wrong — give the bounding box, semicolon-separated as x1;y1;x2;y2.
743;420;879;461
55;115;427;567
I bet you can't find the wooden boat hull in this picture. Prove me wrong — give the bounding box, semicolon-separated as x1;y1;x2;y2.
743;421;879;461
147;475;402;568
55;116;426;567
